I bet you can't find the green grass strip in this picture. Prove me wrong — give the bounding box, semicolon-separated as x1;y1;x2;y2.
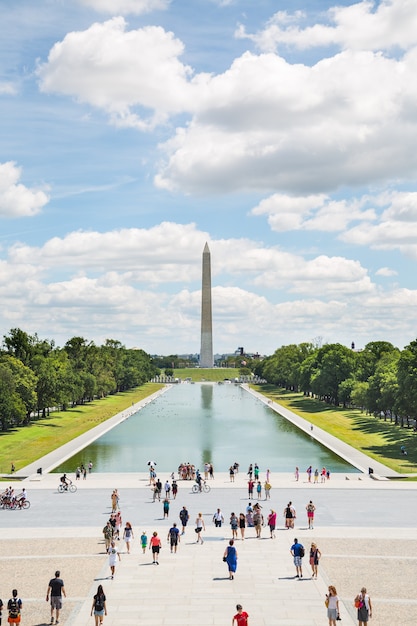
253;385;417;475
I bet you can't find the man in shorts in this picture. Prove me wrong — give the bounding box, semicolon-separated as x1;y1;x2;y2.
290;538;304;578
46;571;66;624
167;522;180;553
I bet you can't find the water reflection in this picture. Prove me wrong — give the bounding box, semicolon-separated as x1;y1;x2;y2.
54;384;357;473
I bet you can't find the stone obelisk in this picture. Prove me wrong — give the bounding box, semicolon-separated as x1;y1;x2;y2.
200;242;213;368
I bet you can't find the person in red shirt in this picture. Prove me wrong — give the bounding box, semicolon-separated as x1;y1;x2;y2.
232;604;249;626
149;532;162;564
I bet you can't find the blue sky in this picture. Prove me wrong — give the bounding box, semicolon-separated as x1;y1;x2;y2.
1;0;417;356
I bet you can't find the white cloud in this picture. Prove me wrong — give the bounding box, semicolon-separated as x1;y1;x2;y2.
78;0;170;15
1;222;417;352
376;267;398;277
36;15;417;197
36;18;203;130
236;0;417;53
156;48;417;194
251;193;376;232
0;161;50;218
341;191;417;257
0;82;17;95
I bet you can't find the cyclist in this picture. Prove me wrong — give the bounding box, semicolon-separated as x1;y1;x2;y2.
195;470;202;491
60;474;71;490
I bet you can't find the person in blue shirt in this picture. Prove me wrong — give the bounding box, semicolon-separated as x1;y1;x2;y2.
290;538;304;578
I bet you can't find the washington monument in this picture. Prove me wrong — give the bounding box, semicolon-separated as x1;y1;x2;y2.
200;242;213;368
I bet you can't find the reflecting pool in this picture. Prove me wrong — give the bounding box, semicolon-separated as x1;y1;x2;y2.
54;384;357;473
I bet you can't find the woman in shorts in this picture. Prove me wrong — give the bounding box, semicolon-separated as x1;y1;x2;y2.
195;513;205;544
90;585;107;626
123;522;134;554
149;531;162;564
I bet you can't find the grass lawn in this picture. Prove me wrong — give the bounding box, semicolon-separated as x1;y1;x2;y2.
172;367;240;382
253;385;417;475
0;383;163;474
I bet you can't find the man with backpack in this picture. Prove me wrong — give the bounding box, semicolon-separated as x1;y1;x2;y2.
167;522;180;553
46;570;66;624
290;538;305;578
7;590;22;625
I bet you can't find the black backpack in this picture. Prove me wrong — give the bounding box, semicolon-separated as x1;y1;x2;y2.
94;594;104;612
8;598;20;619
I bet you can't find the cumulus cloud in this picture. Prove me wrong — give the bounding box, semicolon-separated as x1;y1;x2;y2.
36;18;204;130
36;13;417;196
155;48;417;194
0;161;50;218
236;0;417;53
1;222;417;352
376;267;398;277
341;191;417;257
251;193;376;232
78;0;170;15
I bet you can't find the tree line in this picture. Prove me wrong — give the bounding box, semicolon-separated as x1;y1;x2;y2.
0;328;159;431
253;340;417;427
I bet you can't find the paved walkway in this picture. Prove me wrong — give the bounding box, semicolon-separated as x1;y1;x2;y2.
2;473;417;626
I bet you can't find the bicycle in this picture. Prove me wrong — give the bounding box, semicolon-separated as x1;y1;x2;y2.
192;480;211;493
58;482;77;493
0;497;30;509
10;499;31;510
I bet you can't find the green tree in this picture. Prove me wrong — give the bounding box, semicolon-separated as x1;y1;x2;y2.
0;363;26;429
396;340;417;420
1;355;38;423
309;343;356;405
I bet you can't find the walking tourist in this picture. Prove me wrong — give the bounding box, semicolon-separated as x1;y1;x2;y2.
290;538;304;578
90;585;107;626
179;506;189;534
7;590;22;625
224;539;237;580
232;604;249;625
213;508;224;527
355;587;372;625
284;502;296;529
247;479;254;498
107;541;121;578
167;523;180;553
46;571;66;624
140;531;148;554
306;500;316;529
309;543;321;578
325;585;340;626
239;513;246;540
195;512;205;543
149;531;162;564
230;512;238;539
123;522;134;553
102;522;113;550
267;509;276;538
163;498;170;518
